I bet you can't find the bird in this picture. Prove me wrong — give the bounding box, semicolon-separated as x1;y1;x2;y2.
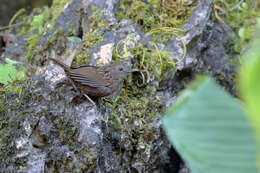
49;57;130;105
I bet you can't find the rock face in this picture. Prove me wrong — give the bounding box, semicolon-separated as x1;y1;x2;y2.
0;0;237;172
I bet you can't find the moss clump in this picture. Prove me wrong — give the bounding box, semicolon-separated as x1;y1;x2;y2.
130;44;175;80
106;78;161;130
113;32;177;81
117;0;196;32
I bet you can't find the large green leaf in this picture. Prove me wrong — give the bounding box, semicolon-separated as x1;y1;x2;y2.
163;77;258;173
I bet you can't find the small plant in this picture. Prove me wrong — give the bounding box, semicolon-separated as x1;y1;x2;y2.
0;59;26;85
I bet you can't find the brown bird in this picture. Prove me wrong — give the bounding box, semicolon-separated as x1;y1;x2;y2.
49;57;130;104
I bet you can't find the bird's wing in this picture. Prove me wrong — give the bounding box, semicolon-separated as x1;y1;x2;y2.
69;66;111;88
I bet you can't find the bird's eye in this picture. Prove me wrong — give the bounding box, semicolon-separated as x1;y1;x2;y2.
119;68;123;71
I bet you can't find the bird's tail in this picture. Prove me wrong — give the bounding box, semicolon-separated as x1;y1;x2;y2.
49;57;70;71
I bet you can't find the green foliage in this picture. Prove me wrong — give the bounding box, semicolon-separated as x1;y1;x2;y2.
147;0;159;9
239;21;260;166
0;62;26;85
0;64;17;85
6;8;26;35
30;15;45;33
214;0;260;53
163;76;258;173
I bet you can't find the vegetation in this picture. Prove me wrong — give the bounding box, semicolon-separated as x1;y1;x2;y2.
117;0;196;32
0;59;26;85
214;0;260;54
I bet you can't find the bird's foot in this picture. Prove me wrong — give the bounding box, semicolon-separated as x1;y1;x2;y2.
83;94;96;106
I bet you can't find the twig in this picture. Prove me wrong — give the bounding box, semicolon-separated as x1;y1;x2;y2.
0;22;24;31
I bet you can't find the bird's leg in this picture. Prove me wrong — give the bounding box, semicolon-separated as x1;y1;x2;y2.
83;94;96;106
69;79;96;106
68;78;78;91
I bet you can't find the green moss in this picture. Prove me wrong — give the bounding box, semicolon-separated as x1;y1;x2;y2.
113;35;176;80
26;34;41;63
117;0;196;32
69;26;78;36
107;82;162;129
133;47;174;80
105;80;162;164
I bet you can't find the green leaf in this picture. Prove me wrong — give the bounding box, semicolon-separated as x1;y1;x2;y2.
67;36;82;43
163;77;258;173
0;63;17;85
0;62;26;85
